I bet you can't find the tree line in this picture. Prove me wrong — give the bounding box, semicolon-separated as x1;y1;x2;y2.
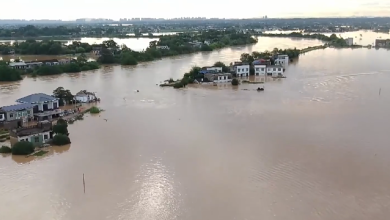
259;32;348;47
0;40;94;55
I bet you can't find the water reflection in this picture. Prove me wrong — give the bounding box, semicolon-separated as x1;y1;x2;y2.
0;35;390;220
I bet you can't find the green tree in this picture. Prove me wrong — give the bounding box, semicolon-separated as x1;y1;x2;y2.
120;53;138;65
53;87;74;106
77;53;87;63
0;146;12;153
12;142;35;155
52;134;71;146
53;123;68;135
231;78;239;86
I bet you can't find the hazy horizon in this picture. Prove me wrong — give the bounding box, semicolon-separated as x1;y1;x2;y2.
1;0;390;20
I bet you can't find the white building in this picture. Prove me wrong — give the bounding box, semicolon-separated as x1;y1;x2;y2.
234;64;250;77
345;38;353;46
206;66;222;73
156;45;170;50
74;91;97;103
9;62;28;69
266;65;284;77
274;55;289;67
254;64;266;76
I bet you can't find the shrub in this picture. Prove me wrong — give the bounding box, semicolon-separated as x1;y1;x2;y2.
89;106;100;114
231;78;239;86
53;123;68;135
52;134;71;146
12;142;35;155
0;145;12;153
173;82;185;89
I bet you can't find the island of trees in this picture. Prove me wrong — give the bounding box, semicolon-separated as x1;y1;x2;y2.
258;32;348;47
0;30;257;81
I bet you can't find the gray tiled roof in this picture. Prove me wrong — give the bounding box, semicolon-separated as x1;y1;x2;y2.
0;103;35;112
16;93;57;104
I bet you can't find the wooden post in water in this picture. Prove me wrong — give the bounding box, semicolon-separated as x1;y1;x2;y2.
83;173;85;194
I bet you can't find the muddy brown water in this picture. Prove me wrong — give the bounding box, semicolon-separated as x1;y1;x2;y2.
1;34;390;220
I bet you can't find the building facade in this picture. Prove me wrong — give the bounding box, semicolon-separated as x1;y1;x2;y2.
16;93;62;121
274;55;289;67
0;103;35;129
9;121;53;147
254;64;267;76
266;65;284;77
74;91;97;103
234;64;250;77
345;38;354;46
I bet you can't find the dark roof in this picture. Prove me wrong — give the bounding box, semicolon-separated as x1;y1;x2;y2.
16;93;57;104
0;103;35;112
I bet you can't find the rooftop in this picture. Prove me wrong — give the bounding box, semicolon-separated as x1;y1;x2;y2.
16;93;58;104
0;103;35;112
9;62;27;66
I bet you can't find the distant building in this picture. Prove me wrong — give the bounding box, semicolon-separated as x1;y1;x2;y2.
0;103;35;129
345;38;354;46
254;64;266;76
204;73;232;83
156;45;170;50
9;121;53;147
274;54;289;67
233;64;250;77
375;39;390;48
266;65;284;77
203;66;222;73
16;93;63;121
74;90;97;103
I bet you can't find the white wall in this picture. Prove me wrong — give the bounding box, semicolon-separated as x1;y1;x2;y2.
207;67;223;73
267;66;284;77
275;55;289;67
235;65;250;76
214;75;232;83
254;65;266;76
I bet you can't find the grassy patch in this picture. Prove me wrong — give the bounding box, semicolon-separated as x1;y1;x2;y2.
242;80;264;84
32;150;49;156
89;106;101;114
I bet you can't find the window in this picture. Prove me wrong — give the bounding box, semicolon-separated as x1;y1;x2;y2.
255;68;259;71
278;68;281;71
273;68;276;71
10;113;14;117
44;134;48;140
261;68;265;71
34;136;39;142
246;68;249;71
237;69;241;72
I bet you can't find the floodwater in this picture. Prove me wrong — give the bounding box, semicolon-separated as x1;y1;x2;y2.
1;37;390;220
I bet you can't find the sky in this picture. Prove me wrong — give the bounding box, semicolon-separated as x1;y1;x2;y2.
2;0;390;20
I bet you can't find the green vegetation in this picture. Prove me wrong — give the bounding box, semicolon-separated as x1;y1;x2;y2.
89;106;101;114
33;61;100;76
260;32;348;47
52;134;71;146
53;120;69;136
12;142;35;155
240;48;301;63
53;87;74;106
0;65;23;82
0;146;12;153
32;150;48;156
231;78;239;86
0;40;93;55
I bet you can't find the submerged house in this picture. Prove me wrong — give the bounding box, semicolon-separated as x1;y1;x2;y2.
0;103;35;129
16;93;63;121
9;121;53;147
74;90;97;103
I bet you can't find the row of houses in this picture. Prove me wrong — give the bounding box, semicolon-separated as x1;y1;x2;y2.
8;59;76;70
0;91;97;130
375;39;390;48
0;91;98;147
195;54;289;84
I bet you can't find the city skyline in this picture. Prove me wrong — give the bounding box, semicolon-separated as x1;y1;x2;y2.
1;0;390;20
